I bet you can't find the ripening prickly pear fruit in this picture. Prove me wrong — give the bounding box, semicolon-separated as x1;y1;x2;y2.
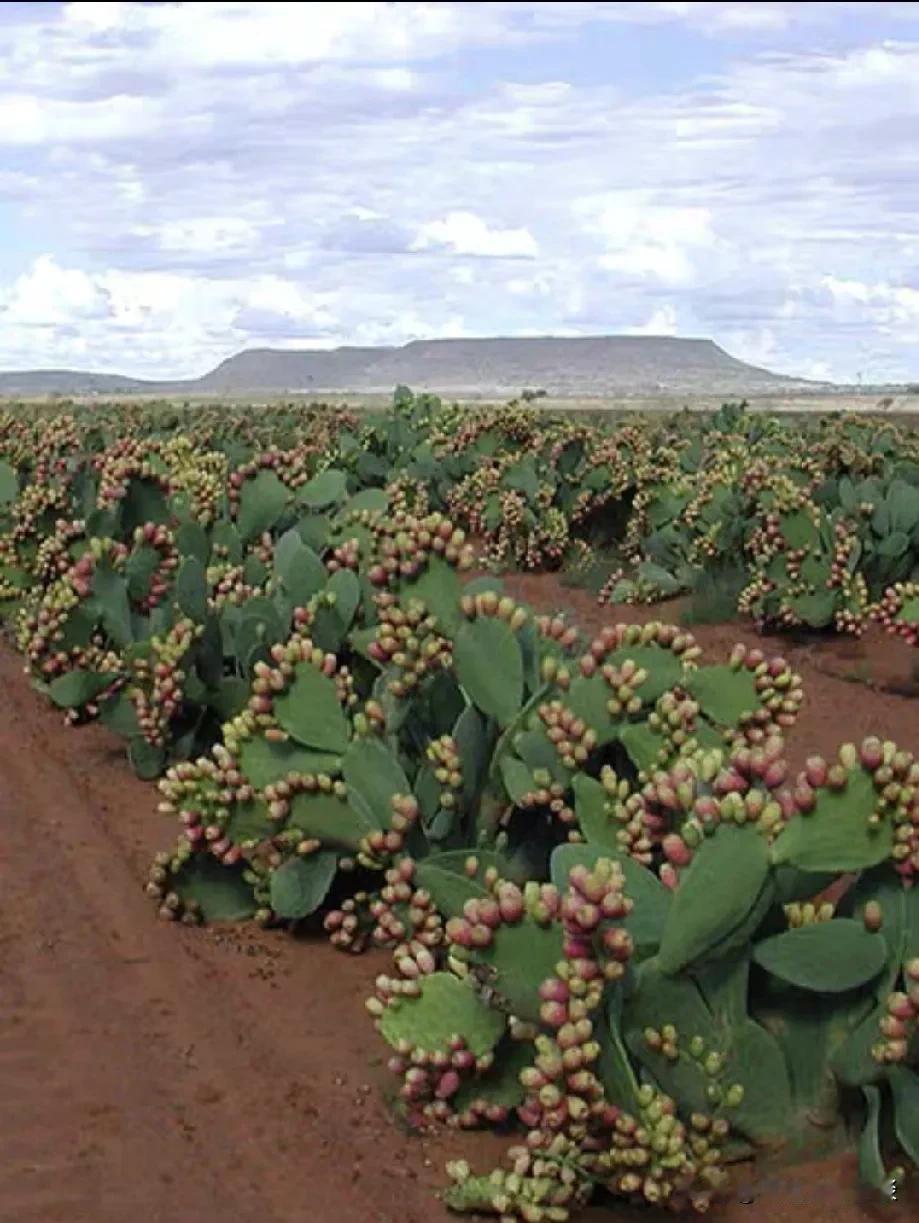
863;901;883;932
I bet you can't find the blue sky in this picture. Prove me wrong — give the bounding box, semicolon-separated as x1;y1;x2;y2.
2;2;919;382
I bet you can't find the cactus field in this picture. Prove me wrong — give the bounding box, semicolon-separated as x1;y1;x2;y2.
2;390;919;1222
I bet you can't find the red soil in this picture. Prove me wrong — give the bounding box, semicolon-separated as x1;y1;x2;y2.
1;579;918;1223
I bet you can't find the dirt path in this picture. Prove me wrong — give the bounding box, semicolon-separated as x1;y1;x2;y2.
0;641;491;1223
1;588;918;1223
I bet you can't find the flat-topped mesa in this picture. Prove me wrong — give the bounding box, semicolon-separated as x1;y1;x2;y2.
0;334;821;397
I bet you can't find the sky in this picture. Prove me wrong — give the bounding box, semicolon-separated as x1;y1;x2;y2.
1;2;919;383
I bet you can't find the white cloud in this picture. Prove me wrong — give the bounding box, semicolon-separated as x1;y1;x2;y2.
411;212;539;258
1;4;919;380
629;305;680;335
133;217;264;256
579;198;717;286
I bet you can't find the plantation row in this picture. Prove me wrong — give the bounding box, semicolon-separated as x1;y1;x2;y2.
0;392;917;1218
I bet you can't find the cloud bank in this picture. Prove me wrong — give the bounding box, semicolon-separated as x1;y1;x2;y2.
1;2;919;381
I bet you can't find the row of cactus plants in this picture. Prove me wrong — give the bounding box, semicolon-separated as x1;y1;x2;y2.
1;394;918;1219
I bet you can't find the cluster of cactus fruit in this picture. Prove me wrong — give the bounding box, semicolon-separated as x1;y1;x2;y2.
1;394;919;1220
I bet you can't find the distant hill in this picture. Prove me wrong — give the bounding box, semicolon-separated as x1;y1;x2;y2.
0;335;821;398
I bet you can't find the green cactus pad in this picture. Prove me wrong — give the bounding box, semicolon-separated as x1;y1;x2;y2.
237;469;288;542
454;1038;532;1116
47;669;115;709
273;662;350;754
514;729;570;785
297;468;347;510
175;556;208;622
787;590;839;628
753;920;888;993
467;918;564;1024
274;528;327;606
565;672;623;745
93;563;133;648
288;790;374;851
619;721;673;774
857;1085;889;1193
499;755;538;805
269;851;339;920
454;617;523;727
125;544;160;603
326;567;361;630
770;768;892;873
888;1066;919;1164
625;959;792;1147
685;665;760;726
175;521;209;563
401;556;462;635
237;735;342;789
341;738;408;827
173;857;258;922
658;824;771;975
129;737;166;780
224;797;273;843
572;773;627;850
378;972;505;1057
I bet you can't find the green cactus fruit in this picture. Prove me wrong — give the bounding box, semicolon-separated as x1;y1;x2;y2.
771;767;893;873
273;661;350;754
269;850;338;920
551;841;670;955
297;468;347;510
238;736;342;789
609;644;684;703
753;920;888;993
342;738;409;827
47;669;115;709
887;1065;919;1164
172;856;257;922
658;824;771;975
684;664;760;727
238;469;288;543
378;972;505;1057
175;555;208;622
454;616;523;727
